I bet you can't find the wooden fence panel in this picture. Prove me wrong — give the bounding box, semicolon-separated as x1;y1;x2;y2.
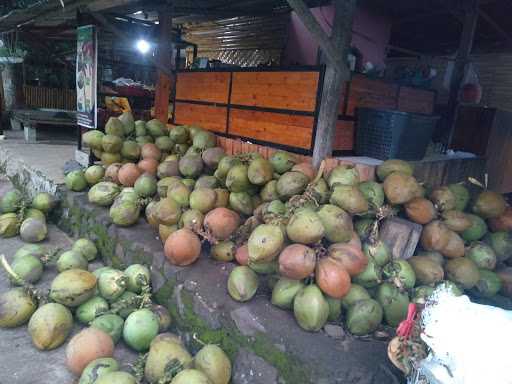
174;102;227;133
176;72;230;103
23;86;76;110
231;71;319;112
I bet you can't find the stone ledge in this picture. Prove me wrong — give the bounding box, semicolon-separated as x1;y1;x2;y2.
54;191;400;384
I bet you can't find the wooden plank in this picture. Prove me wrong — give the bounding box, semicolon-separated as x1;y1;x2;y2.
231;71;319;112
176;72;230;103
154;8;174;124
398;87;435;114
333;120;354;151
380;217;423;260
174;102;227;133
346;74;398;116
228;109;314;149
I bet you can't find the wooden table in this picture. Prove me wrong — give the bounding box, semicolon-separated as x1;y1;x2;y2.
10;108;77;142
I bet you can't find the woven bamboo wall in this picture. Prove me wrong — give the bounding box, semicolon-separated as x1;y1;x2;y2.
23;86;76;110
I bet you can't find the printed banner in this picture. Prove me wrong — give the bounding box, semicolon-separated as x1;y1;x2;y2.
76;25;97;128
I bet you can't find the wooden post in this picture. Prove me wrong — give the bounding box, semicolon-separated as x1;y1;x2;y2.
154;4;174;124
446;0;479;149
287;0;356;167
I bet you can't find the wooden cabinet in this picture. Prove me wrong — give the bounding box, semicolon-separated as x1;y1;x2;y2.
451;106;512;193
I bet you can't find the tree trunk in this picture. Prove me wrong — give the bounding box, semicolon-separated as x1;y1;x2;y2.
1;63;25;112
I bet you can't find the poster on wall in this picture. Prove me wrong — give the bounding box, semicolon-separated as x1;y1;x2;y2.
76;25;97;128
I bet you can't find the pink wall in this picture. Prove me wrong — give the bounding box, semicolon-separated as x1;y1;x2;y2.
282;4;392;68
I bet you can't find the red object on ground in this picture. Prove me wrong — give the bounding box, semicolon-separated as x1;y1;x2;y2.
396;303;417;339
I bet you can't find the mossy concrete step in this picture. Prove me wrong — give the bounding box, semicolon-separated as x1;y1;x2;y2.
56;191;401;384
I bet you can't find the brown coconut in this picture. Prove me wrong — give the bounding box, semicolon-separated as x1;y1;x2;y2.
203;208;241;241
383;172;421;205
235;244;249;266
278;244;316;280
66;327;114;375
141;143;162;161
316;257;351;299
327;243;368;276
104;163;123;184
420;221;451;252
404;197;437;224
442;210;472;233
291;162;316;181
164;229;201;266
138;158;159;175
118;163;142;187
489;207;512;232
440;230;465;258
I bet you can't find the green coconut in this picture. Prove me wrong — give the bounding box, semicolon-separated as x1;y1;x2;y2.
430;186;456;212
346;299;383;336
147;119;166;138
101;152;122;166
76;296;109;324
472;190;507;219
358;181;385;209
248;224;285;263
179;209;204;230
23;208;45;222
202;147;225;170
102;134;123;153
213;156;239;181
354;218;373;240
94;372;137;384
363;241;390;267
260;180;279;202
152;305;172;333
134;174;157;198
84;165;105;185
330;184;369;214
462;214;488;241
247;158;273;186
98;269;127;301
229;192;254;216
193;130;216;149
194;344;231;384
137;135;154;145
28;303;73;350
123;308;159;352
0;213;19;238
20;218;47;243
105;117;124;137
91;314;124;344
93;267;115;280
120;141;140;162
155;198;182;226
276;171;309;200
269;151;296;174
135;120;147;136
189;188;217;214
0;288;37;328
186;146;203;157
445;258;480;290
293;284;329;332
88;182;121;206
110;199;141;227
214;189;230;208
179;154;204;178
271;277;305;310
1;190;23;213
79;357;120;384
167;182;190;208
317;204;353;243
326;296;343;322
173;143;189;155
436;280;463;296
157;177;181;198
31;192;56;214
376;159;414;181
65;170;88;191
14;244;48;261
172;369;212;384
466;242;497;270
408;256;444;285
124;264;150;293
50;269;97;307
82;130;105;150
195;175;218;189
182;178;196;189
487;231;512;262
412;286;435;305
155;136;175;152
226;164;250;193
353;259;381;288
341;284;371;309
286;208;325;244
56;250;88;272
327;164;360;187
168;125;188;144
144;334;193;383
376;283;409;327
448;183;471;211
474;269;502;297
211;241;236;262
248;259;279;275
227;266;259;302
310;178;330;204
157;160;180;179
383;259;416;289
10;255;44;284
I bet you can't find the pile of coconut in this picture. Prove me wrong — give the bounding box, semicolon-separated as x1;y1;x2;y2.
71;113;512;336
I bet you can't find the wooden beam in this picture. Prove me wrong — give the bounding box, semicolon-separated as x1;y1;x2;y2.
478;9;512;46
446;0;479;149
286;0;345;71
297;0;356;167
154;4;174;124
